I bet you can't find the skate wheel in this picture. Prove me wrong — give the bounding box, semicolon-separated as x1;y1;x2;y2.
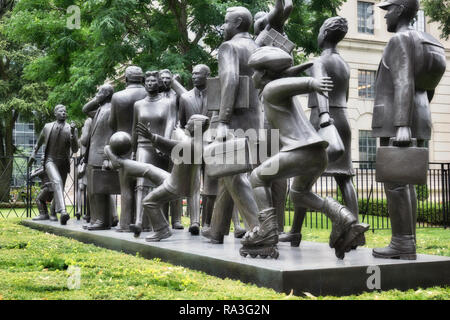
271;248;279;259
239;248;248;257
250;254;258;258
261;255;268;259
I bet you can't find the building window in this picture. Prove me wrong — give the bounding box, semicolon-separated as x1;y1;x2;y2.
359;130;377;169
12;118;40;187
358;70;376;99
358;1;374;34
413;10;425;32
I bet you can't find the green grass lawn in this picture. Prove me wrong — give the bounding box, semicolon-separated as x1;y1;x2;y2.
0;217;449;300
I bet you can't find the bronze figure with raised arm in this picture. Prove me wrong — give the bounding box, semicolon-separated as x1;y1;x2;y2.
240;46;369;259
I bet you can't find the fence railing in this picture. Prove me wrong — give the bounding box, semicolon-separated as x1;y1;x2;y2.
0;156;449;231
285;161;450;231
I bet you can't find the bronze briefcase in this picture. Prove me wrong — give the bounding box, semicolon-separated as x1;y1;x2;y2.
318;122;345;162
91;169;121;195
204;138;254;178
376;139;429;185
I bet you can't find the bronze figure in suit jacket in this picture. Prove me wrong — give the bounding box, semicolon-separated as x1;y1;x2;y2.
202;7;262;244
82;84;118;231
77;117;92;222
28;105;79;225
371;0;446;260
179;64;218;235
109;66;148;232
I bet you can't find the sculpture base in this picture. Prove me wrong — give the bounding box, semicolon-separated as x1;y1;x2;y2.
22;219;450;297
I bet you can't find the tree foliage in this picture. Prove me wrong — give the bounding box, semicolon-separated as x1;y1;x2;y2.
3;0;346;123
422;0;450;40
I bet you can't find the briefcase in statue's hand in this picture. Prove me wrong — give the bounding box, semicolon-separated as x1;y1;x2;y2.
91;169;121;195
376;138;429;185
318;121;345;162
204;138;254;178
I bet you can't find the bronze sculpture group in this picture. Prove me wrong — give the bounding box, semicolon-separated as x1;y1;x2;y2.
29;0;445;261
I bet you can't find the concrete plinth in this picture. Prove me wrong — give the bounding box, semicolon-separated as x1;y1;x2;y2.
22;219;450;296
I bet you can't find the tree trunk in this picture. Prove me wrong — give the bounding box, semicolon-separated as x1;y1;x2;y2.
0;111;17;202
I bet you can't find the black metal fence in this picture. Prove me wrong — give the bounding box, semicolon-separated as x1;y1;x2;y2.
0;156;449;231
0;156;77;219
285;162;450;231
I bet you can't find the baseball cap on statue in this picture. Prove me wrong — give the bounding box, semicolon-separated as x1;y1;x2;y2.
377;0;419;11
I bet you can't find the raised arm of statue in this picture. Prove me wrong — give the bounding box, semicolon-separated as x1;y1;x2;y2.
171;76;188;97
263;77;333;106
267;0;293;34
82;97;101;115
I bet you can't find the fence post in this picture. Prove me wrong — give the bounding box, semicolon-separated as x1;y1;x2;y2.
26;157;30;218
446;163;450;229
441;163;448;229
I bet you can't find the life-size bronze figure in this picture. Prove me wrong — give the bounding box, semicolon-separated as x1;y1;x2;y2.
372;0;446;260
179;64;216;235
109;66;148;232
31;155;56;221
159;68;184;230
105;115;210;241
254;0;293;36
241;46;369;259
77;117;92;222
202;6;261;244
280;17;364;248
28;105;79;225
82;84;118;230
131;71;177;235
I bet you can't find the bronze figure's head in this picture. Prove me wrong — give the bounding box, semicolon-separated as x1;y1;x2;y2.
378;0;419;32
318;16;348;49
145;71;160;94
192;64;211;89
248;46;293;89
222;7;253;41
54;104;67;121
125;66;144;85
159;69;173;91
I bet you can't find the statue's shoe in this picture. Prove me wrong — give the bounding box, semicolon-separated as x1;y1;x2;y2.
372;246;417;260
172;222;184;230
60;213;70;225
278;232;302;247
201;227;224;244
145;228;172;242
49;215;58;222
32;214;50;221
115;227;133;233
189;223;200;236
372;235;416;260
129;224;143;238
234;227;247;239
111;218;119;228
87;223;110;231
